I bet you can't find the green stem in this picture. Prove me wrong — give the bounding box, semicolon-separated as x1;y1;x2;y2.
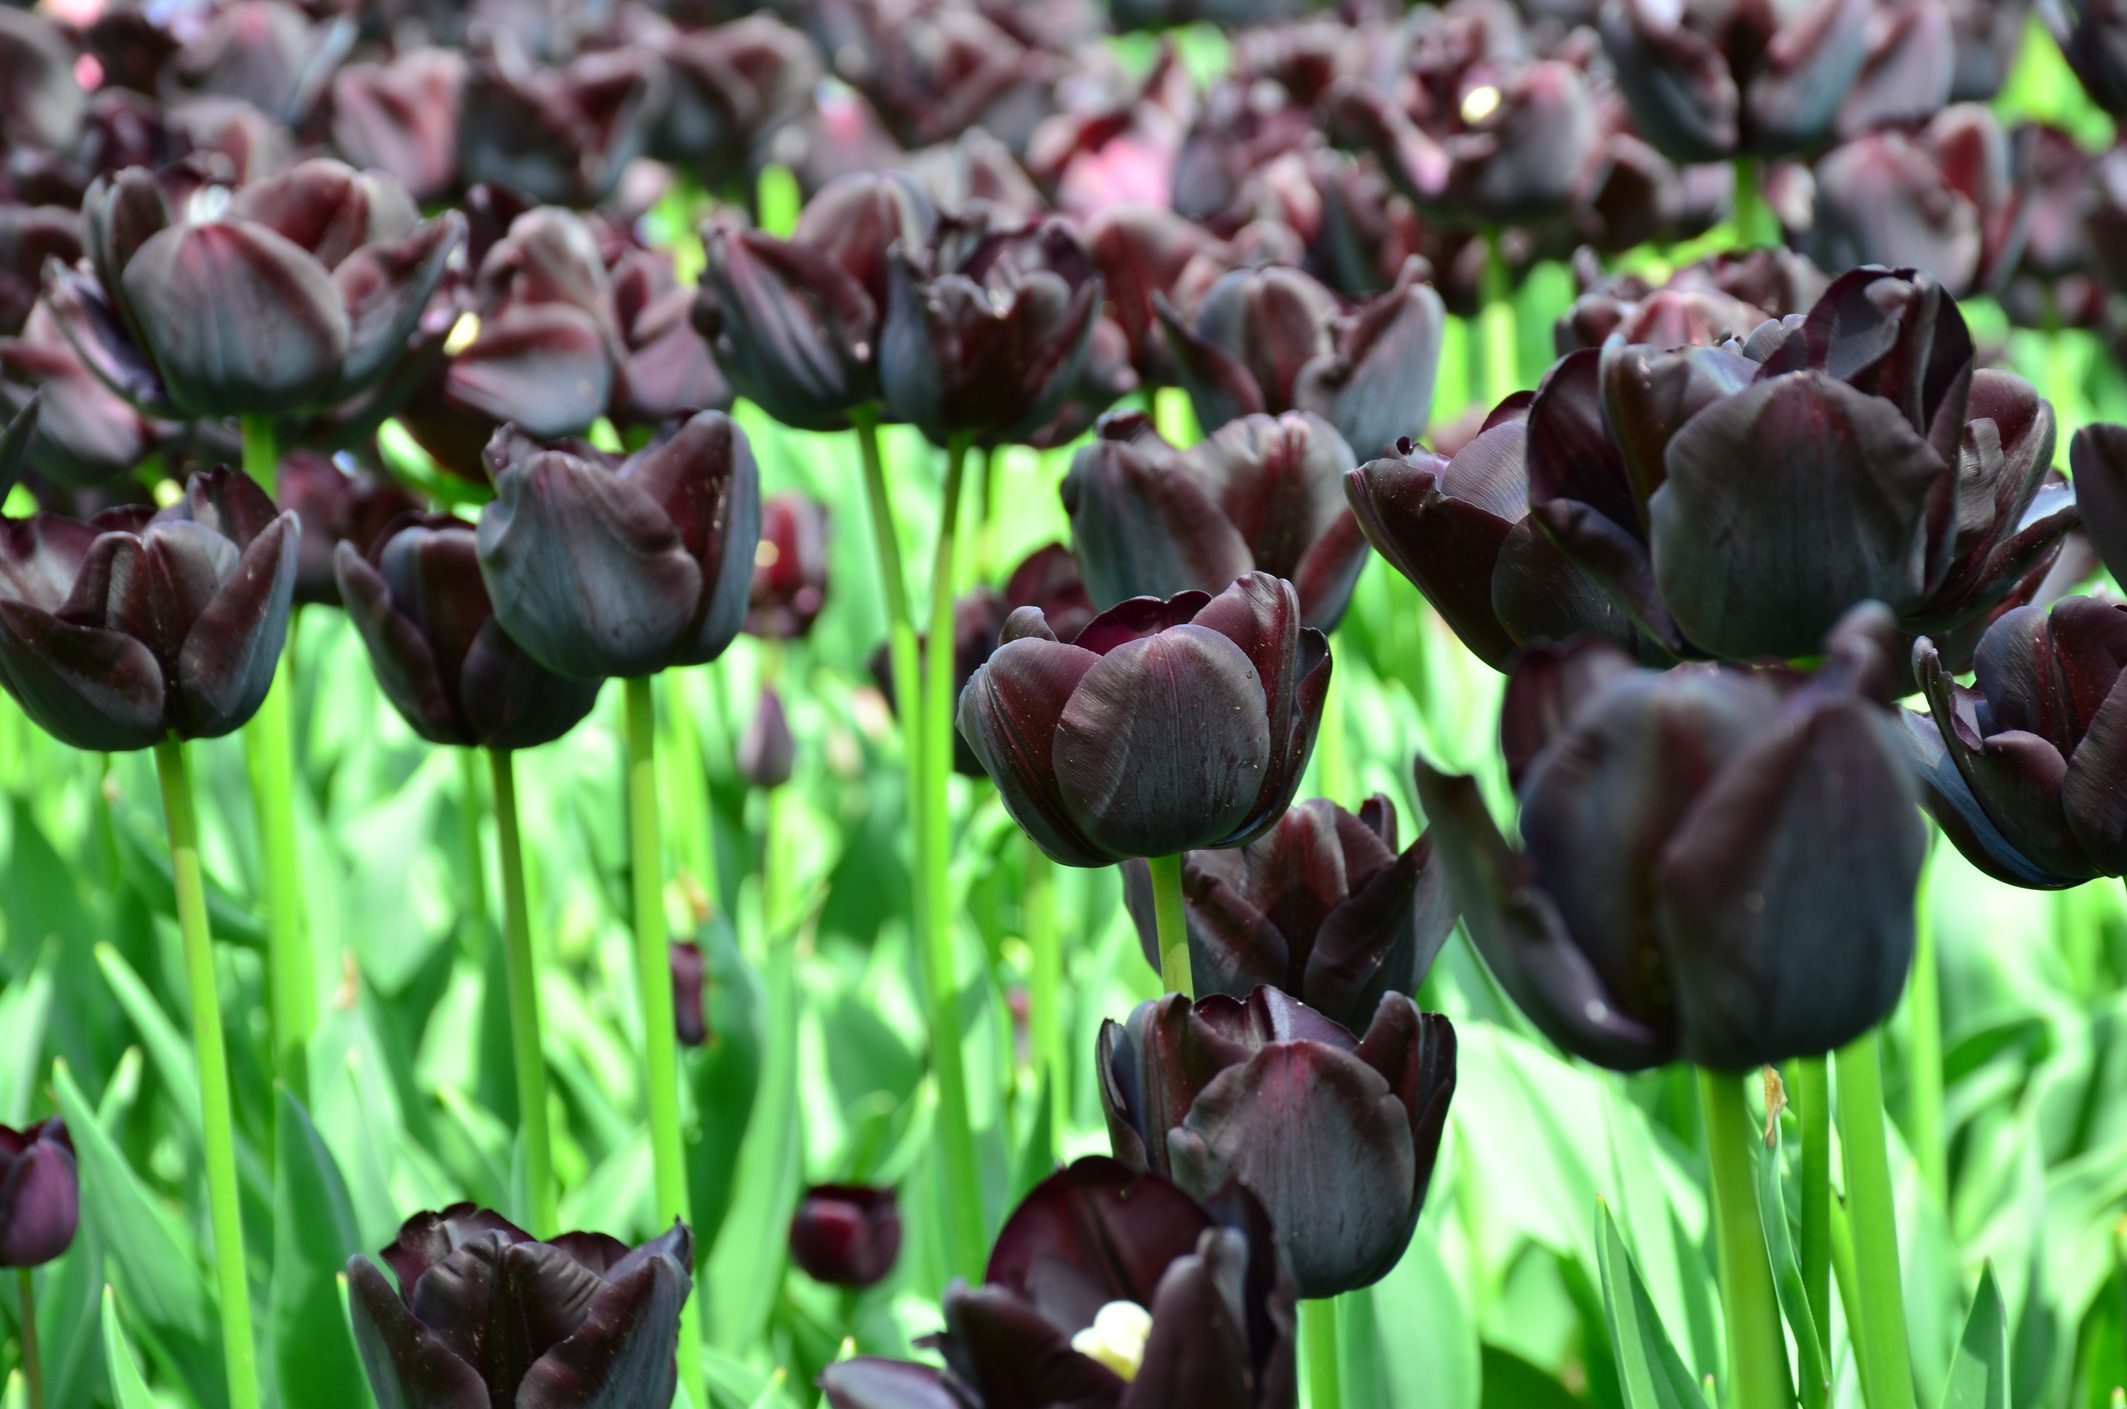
1025;838;1065;1151
17;1267;42;1409
1794;1056;1833;1349
152;736;261;1409
1301;1298;1342;1409
622;676;701;1396
1148;853;1190;997
1696;1069;1789;1409
666;670;719;916
457;750;489;956
922;434;985;1283
1906;871;1947;1207
1732;159;1769;248
487;749;556;1235
238;415;311;1106
1828;1194;1877;1409
1836;1031;1918;1409
1478;230;1517;409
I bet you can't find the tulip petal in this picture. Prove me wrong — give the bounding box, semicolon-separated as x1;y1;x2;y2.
2073;423;2127;588
175;513;298;739
1971;598;2127;751
958;635;1108;866
0;1135;77;1266
1600;0;1743;162
985;1156;1215;1334
1301;271;1445;459
345;1257;489;1409
1063;429;1252;614
1053;622;1273;859
1345;438;1520;669
937;1283;1126;1403
444;304;612;438
515;1254;688;1409
335;213;464;399
0;599;165;751
1899;705;2082;888
2062;671;2127;876
1122;1228;1260;1409
1156;292;1268;433
1306;833;1456;1024
459;620;601;751
1654;698;1923;1068
818;1359;960;1409
337;541;461;746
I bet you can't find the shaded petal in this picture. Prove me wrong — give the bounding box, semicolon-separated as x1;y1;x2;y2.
818;1359;960;1409
1063;423;1251;613
957;635;1108;866
345;1258;488;1409
0;1134;76;1266
515;1253;689;1409
336;540;463;746
1121;1228;1260;1409
444;304;612;438
174;512;298;739
937;1284;1124;1404
0;599;165;751
2061;671;2127;876
2073;423;2127;588
1899;704;2083;888
987;1157;1216;1334
1344;438;1519;669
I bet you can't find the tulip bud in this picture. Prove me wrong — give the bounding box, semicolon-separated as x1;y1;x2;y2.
1065;409;1371;632
1122;787;1455;1034
958;573;1330;866
476;411;762;680
1100;987;1455;1299
737;687;795;791
0;1119;77;1268
745;493;830;641
349;1205;694;1409
789;1185;902;1289
672;940;708;1047
820;1157;1296;1408
1419;605;1925;1071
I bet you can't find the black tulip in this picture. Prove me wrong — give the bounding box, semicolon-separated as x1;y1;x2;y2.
789;1185;902;1290
0;1118;77;1269
737;685;796;791
745;493;831;641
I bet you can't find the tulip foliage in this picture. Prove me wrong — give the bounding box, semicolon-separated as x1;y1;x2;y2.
3;5;2127;1409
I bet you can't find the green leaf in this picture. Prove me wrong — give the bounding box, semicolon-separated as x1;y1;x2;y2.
100;1287;159;1409
688;919;763;1255
1942;1267;2010;1409
269;1089;368;1409
1367;1230;1479;1409
1597;1200;1707;1409
1751;1123;1829;1409
707;941;801;1352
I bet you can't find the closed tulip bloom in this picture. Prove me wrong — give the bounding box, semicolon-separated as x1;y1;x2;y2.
737;685;796;791
1100;986;1455;1299
1599;0;1870;163
477;412;761;680
1122;789;1455;1034
1157;259;1444;460
165;0;351;126
457;45;663;207
2001;124;2106;331
606;242;732;432
348;1204;694;1409
879;217;1106;449
1063;409;1371;632
789;1185;902;1289
820;1157;1296;1409
694;173;938;431
45;160;462;423
1910;594;2127;887
2046;0;2127;116
0;1119;76;1268
337;515;601;750
1418;604;1925;1071
330;48;468;206
746;493;831;641
958;573;1330;867
0;451;299;752
671;940;708;1047
278;451;421;607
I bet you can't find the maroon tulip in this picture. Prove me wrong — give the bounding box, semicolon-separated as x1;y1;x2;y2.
1100;986;1455;1298
1063;410;1371;632
1083;205;1233;384
330;48;469;207
1949;0;2032;100
650;15;821;181
0;205;78;338
164;0;352;126
746;493;831;641
0;1119;76;1268
0;9;84;155
2001;123;2107;331
789;1185;902;1289
277;451;421;608
1556;247;1826;356
1836;0;1956;138
672;940;708;1047
0;301;164;489
458;44;663;208
737;686;796;791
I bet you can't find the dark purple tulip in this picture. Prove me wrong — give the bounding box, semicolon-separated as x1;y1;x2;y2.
737;686;796;791
1909;593;2127;887
649;14;820;180
457;44;663;208
336;514;601;751
164;0;352;126
837;5;1052;153
1158;259;1445;460
693;173;938;431
1949;0;2032;99
1599;0;1870;162
0;206;79;338
0;9;85;154
1171;77;1318;242
1121;788;1456;1035
0;302;164;489
672;939;708;1047
879;217;1105;450
1802;106;2024;299
820;1157;1296;1409
606;241;732;432
1836;0;1956;138
2075;424;2127;588
1344;396;1654;672
1575;129;1732;258
1112;0;1309;24
1083;205;1232;385
906;126;1051;226
330;48;468;206
0;1118;76;1268
958;573;1329;867
45;160;463;423
789;1185;902;1290
1556;246;1826;356
477;413;760;680
277;451;422;608
2046;0;2127;116
1100;986;1455;1299
0;456;298;751
1419;605;1924;1071
2001;124;2106;330
746;493;830;641
348;1204;693;1409
1063;410;1371;632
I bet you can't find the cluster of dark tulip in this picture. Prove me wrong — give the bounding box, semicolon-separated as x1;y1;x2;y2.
3;0;2127;1405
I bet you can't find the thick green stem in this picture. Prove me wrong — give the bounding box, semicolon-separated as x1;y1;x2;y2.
152;736;261;1409
853;411;925;798
1732;159;1769;247
1905;870;1947;1206
1025;838;1066;1151
665;671;719;914
922;435;986;1283
1794;1056;1833;1349
1301;1298;1342;1409
1478;230;1518;410
622;676;702;1396
238;415;312;1106
1148;853;1190;997
1836;1032;1918;1409
1696;1070;1789;1409
457;750;489;955
18;1268;42;1409
487;749;556;1235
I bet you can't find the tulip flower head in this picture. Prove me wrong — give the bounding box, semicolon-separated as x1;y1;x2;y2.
1100;986;1456;1299
0;1118;77;1269
279;450;421;607
745;492;830;641
819;1157;1296;1409
737;685;796;791
348;1204;694;1409
789;1184;902;1289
